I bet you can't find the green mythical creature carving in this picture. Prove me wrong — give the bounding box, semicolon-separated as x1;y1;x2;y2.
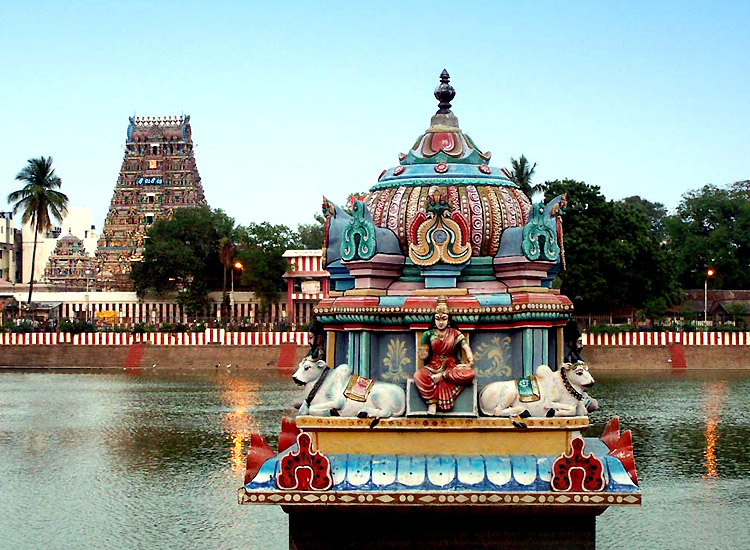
521;201;560;261
380;337;412;382
473;335;513;378
340;200;376;261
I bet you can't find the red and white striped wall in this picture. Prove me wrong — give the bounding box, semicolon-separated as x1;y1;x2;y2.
285;253;325;273
290;293;325;300
0;331;310;346
583;332;750;346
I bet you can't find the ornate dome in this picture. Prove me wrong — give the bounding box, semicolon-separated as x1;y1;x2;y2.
364;70;531;257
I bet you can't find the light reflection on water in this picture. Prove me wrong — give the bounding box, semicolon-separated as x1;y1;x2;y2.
702;381;726;479
0;368;749;549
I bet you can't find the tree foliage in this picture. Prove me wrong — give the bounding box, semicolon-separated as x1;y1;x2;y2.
544;180;681;315
620;195;668;242
296;213;325;249
502;155;542;197
666;183;750;289
131;207;233;316
7;156;69;303
236;222;298;307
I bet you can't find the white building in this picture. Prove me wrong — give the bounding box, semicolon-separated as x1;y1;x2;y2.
0;212;20;282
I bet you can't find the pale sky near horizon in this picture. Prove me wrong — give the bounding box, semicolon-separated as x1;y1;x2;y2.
2;1;749;232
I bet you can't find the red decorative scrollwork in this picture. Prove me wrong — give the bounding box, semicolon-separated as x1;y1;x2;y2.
276;432;333;491
244;433;276;486
600;416;638;486
551;437;605;492
278;416;301;454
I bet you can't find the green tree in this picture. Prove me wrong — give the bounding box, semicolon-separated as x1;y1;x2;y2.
665;184;750;289
620;196;668;242
7;157;69;304
295;213;325;249
502;155;542;197
131;207;231;317
544;179;680;314
236;222;297;308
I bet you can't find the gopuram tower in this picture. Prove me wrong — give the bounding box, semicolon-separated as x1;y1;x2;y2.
95;115;206;290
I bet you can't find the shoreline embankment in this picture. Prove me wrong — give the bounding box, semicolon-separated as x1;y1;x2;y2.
1;331;749;369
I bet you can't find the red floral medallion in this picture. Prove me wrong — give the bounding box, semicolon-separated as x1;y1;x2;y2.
478;164;491;174
434;162;448;174
551;436;605;492
276;432;333;491
393;165;405;176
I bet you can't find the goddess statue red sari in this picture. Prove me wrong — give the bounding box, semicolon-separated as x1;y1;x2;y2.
414;328;475;411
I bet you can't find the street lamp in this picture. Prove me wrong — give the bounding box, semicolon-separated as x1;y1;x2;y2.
85;269;92;323
704;268;715;326
231;261;243;319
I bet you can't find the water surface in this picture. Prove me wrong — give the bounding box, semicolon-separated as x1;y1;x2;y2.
1;368;748;549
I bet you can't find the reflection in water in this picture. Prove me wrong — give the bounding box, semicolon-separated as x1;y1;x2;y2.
217;377;260;473
702;381;727;479
2;369;749;550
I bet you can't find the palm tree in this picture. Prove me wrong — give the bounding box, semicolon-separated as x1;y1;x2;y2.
7;157;69;304
501;155;543;197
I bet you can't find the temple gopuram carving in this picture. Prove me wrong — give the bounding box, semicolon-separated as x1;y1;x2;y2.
43;233;97;290
240;71;640;550
95;115;206;290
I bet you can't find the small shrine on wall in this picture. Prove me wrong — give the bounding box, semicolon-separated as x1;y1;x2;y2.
43;233;97;290
95;115;206;290
239;72;640;550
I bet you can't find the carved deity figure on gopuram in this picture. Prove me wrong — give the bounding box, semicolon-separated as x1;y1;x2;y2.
240;71;640;550
414;297;475;414
94;115;206;291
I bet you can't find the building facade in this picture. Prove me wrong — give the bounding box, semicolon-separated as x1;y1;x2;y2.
95;115;206;291
283;249;329;328
0;212;21;283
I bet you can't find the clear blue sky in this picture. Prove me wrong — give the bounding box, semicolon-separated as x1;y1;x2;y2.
2;1;749;230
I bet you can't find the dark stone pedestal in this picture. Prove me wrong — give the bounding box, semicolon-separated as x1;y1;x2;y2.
286;506;601;550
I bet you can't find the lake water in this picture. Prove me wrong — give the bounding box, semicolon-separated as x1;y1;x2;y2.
1;367;749;550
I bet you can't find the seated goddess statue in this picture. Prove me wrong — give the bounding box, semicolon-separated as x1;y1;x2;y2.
414;298;475;415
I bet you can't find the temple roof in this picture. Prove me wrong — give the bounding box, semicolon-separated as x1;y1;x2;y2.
359;71;530;258
373;70;515;191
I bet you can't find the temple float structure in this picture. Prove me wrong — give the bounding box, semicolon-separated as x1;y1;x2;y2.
239;71;640;549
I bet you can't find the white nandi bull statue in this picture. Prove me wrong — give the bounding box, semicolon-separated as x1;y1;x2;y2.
292;357;406;419
479;363;598;419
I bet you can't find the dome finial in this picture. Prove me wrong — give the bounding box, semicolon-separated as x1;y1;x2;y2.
434;69;455;115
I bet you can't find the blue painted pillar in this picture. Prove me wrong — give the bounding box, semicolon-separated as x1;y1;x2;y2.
359;332;371;377
522;329;534;377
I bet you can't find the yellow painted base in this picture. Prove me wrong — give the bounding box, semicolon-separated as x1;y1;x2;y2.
295;416;588;456
344;289;388;296
414;288;469;296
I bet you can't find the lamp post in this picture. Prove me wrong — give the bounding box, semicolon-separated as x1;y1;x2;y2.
231;261;243;320
704;268;715;327
85;269;92;323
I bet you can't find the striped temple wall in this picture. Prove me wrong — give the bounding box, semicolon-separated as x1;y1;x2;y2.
3;331;747;347
288;254;324;273
583;332;750;346
0;330;310;346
